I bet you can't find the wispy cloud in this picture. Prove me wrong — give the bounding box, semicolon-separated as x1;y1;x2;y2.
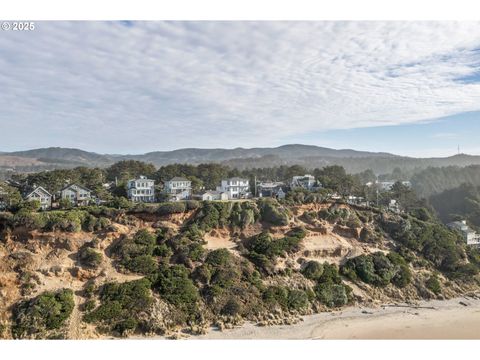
1;21;480;153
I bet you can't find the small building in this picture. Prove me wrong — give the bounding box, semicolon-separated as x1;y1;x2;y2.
291;174;318;190
60;184;92;206
25;186;52;210
447;220;480;246
217;177;250;199
196;190;229;201
163;177;191;201
257;182;285;199
127;175;155;203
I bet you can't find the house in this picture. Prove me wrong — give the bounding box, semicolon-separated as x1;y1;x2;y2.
25;186;52;210
60;184;92;206
195;190;229;201
127;175;155;203
0;186;8;210
388;199;401;213
447;220;480;246
162;177;191;201
291;174;318;190
217;177;250;199
257;182;285;199
346;195;367;206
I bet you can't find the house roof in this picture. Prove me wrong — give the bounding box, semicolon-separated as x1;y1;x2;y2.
226;177;248;182
130;176;154;182
60;183;92;193
26;186;52;198
169;177;190;182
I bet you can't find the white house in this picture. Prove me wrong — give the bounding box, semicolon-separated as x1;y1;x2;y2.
291;174;318;190
60;184;92;206
217;177;250;199
447;220;480;246
25;186;52;210
127;175;155;203
163;177;191;201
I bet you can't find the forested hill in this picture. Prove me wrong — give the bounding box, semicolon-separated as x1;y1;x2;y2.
412;165;480;199
2;145;480;175
429;183;480;230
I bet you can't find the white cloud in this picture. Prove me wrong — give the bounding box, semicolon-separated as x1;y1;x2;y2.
1;21;480;153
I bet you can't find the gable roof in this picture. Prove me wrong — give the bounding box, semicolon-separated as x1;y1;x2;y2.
60;183;92;193
26;186;52;198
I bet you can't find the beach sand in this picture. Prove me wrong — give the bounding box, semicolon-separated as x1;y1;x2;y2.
194;296;480;340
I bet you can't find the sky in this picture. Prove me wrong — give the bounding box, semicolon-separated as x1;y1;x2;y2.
1;21;480;157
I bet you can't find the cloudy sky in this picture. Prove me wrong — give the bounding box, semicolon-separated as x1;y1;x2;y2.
1;21;480;156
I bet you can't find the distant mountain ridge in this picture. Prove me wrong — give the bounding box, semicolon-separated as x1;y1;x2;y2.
2;145;480;175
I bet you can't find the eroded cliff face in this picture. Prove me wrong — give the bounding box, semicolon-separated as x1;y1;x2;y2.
0;203;476;339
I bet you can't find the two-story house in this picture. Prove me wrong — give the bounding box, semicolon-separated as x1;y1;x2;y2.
447;220;480;246
127;175;155;202
257;182;286;199
163;177;191;201
25;186;52;210
291;174;318;190
60;184;92;206
217;177;250;199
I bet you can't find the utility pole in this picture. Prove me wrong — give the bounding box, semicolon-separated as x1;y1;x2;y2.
254;175;257;197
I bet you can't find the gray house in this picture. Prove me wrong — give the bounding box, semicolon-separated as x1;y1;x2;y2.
164;177;192;201
127;175;155;202
60;184;92;206
25;186;52;210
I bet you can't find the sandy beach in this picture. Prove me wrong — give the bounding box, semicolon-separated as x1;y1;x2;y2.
193;296;480;340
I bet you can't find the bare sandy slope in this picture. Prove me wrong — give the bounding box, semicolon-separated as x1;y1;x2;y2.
194;296;480;340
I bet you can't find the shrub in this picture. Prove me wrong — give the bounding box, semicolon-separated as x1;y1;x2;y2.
205;249;232;267
426;275;441;294
341;252;412;288
221;298;242;316
152;264;199;313
301;261;324;281
157;202;187;216
78;246;103;269
12;289;74;339
84;278;152;336
258;199;290;226
123;255;157;275
314;283;348;308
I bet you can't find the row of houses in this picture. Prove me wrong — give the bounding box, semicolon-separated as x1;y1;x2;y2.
3;173;322;210
25;183;93;210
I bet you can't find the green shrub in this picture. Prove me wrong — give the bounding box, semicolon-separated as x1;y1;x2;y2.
78;246;103;269
426;275;442;294
84;278;152;336
221;298;242;316
205;249;232;267
301;261;324;281
12;289;74;339
123;255;157;275
258;199;289;226
157;202;187;216
314;283;348;308
152;264;199;313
